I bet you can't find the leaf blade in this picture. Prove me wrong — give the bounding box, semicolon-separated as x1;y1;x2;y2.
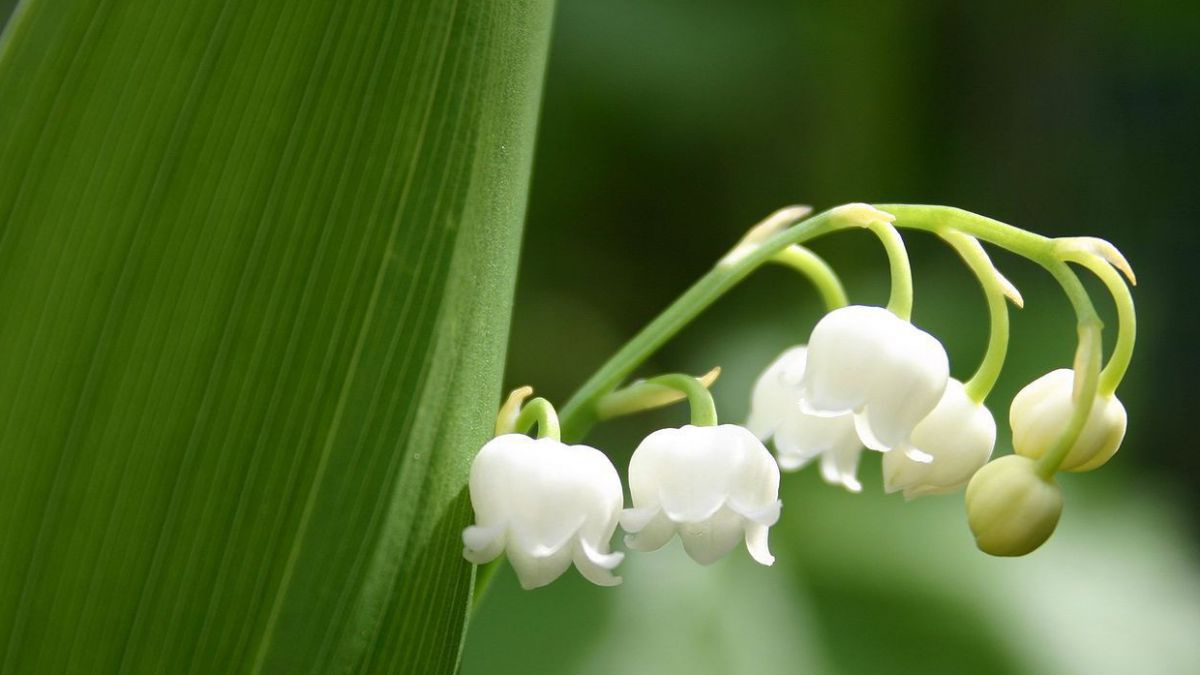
0;0;553;672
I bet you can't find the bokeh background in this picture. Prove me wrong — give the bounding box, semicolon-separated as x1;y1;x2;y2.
463;1;1200;674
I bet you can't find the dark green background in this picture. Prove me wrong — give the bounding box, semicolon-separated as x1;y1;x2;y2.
466;1;1199;674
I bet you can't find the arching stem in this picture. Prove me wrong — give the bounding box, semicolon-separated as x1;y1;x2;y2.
632;373;718;426
1057;249;1136;396
512;398;560;441
941;231;1017;402
867;220;913;320
770;245;848;311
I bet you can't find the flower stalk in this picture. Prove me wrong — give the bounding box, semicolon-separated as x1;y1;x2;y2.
940;230;1021;403
1057;246;1137;396
770;244;848;310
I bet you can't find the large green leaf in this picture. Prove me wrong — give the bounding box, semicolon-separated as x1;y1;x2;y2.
0;0;553;672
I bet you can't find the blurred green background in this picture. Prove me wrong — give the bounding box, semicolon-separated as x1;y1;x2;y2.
463;1;1200;674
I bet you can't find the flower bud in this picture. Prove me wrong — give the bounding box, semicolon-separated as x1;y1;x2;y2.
1010;368;1127;472
965;455;1063;557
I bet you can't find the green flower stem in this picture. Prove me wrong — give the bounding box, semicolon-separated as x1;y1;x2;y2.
942;231;1012;403
873;204;1056;262
1059;250;1136;396
1036;261;1104;478
595;368;719;421
558;209;845;441
513;397;561;440
770;245;849;310
875;205;1107;480
558;204;1109;449
868;221;914;320
624;373;719;426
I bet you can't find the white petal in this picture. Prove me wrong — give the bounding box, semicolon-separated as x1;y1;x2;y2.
678;507;744;566
776;408;860;468
619;506;661;533
574;539;624;587
722;425;782;517
800;306;899;415
622;509;676;552
729;498;782;527
744;523;775;566
819;442;863;493
904;447;934;464
883;379;995;497
507;544;574;590
746;346;809;440
775;452;815;472
629;426;728;523
852;410;891;452
854;321;949;449
461;524;506;565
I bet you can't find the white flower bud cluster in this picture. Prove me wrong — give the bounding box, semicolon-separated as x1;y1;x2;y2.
463;425;782;589
962;368;1127;555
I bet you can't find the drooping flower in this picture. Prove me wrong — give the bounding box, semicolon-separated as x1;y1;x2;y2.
621;424;782;566
1009;368;1127;472
462;434;624;589
882;378;996;498
747;346;865;492
965;455;1063;556
799;305;950;451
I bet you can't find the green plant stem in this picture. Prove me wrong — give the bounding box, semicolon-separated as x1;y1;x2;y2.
1034;262;1103;478
770;245;849;310
558;205;1109;448
873;204;1056;260
557;210;845;441
876;205;1106;480
1058;250;1136;396
513;397;561;440
868;221;913;320
942;231;1011;402
629;373;718;426
594;369;718;421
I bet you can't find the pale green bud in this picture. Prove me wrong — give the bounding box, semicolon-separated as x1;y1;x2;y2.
1010;369;1127;472
965;455;1063;557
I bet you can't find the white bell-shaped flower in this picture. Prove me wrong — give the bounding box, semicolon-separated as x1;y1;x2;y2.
1010;368;1127;472
621;424;782;566
462;434;624;589
747;346;865;492
800;305;950;451
882;378;996;498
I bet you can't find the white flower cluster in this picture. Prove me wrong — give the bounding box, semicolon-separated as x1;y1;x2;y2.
463;425;782;589
750;304;1128;541
460;202;1137;583
750;305;995;497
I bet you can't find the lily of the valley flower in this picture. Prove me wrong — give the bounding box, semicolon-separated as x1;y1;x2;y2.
748;346;865;492
800;305;950;451
882;378;996;498
621;424;782;566
1010;368;1127;472
462;434;624;589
